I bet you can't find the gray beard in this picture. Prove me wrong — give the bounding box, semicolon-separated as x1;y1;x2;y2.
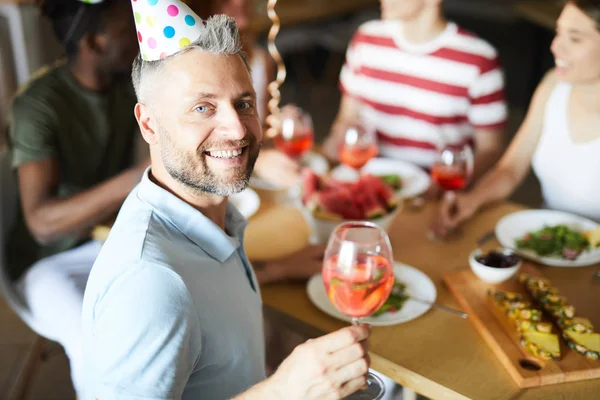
160;127;260;197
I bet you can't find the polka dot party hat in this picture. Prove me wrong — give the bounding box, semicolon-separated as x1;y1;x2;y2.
131;0;204;61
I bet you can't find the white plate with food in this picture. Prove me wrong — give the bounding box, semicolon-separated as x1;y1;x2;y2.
229;188;260;219
495;209;600;267
306;262;436;326
250;151;329;191
330;158;431;199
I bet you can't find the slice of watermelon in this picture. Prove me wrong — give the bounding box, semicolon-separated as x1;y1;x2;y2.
322;177;354;192
362;188;385;219
355;191;386;219
359;174;398;211
316;188;363;220
353;181;385;219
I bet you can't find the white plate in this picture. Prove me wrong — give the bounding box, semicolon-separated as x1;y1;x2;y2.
250;151;329;191
306;262;437;326
330;158;431;199
495;209;600;267
229;188;260;219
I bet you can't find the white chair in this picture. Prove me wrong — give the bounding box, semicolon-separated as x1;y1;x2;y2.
0;146;54;398
0;147;56;342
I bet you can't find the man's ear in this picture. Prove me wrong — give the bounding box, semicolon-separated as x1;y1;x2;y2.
82;32;108;57
135;103;159;146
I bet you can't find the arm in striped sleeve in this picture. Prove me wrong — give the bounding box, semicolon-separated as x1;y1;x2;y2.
468;56;508;179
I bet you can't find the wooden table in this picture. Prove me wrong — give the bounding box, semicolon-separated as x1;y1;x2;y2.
92;191;600;398
245;198;600;400
515;0;563;30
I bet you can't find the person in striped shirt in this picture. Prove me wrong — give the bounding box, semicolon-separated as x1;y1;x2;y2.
324;0;508;178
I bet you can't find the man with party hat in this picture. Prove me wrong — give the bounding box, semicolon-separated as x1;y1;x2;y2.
82;2;371;399
6;0;144;396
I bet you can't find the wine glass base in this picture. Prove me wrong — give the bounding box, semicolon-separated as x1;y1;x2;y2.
342;372;385;400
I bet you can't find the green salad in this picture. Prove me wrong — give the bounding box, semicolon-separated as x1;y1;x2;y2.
379;174;402;191
373;281;408;317
516;225;590;260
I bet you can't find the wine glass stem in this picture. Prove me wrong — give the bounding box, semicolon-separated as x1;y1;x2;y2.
348;318;386;400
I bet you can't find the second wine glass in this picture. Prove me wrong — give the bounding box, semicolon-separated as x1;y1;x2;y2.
339;124;378;171
430;144;474;193
274;107;314;161
429;144;474;240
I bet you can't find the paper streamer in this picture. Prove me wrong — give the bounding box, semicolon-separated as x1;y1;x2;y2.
265;0;286;138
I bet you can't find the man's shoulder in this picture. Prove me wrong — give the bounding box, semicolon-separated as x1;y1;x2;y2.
82;257;200;400
83;256;195;333
95;189;159;265
85;192;192;312
13;63;69;109
91;189;194;288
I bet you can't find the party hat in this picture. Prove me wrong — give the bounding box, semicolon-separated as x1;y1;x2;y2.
130;0;204;61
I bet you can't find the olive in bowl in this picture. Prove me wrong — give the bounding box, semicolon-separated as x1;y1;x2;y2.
469;248;522;283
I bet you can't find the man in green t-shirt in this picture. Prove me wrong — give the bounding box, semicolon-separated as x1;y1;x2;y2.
6;0;144;396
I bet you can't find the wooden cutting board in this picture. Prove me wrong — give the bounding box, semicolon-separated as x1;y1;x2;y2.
443;264;600;388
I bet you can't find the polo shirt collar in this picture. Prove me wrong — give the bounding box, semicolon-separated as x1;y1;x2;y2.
136;168;248;263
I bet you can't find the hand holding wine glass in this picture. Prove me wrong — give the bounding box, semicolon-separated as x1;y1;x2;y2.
322;222;394;400
430;191;481;238
263;324;371;400
429;144;474;239
253;149;303;189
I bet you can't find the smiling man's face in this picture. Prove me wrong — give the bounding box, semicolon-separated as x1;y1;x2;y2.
149;49;262;196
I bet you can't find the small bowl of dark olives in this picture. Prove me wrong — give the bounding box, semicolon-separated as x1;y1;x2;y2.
469;248;522;283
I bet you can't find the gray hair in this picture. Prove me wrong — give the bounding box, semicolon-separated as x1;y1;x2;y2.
131;14;249;103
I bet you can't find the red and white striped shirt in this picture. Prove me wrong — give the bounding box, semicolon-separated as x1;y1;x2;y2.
340;20;507;168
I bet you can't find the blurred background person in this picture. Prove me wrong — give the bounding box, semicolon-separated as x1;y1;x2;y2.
323;0;507;183
432;0;600;237
5;0;145;396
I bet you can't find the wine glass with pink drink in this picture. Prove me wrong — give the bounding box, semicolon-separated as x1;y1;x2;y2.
322;221;394;400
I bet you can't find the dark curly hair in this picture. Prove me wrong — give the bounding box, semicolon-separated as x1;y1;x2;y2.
39;0;120;57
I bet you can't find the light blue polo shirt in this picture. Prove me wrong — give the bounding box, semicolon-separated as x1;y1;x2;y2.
82;170;266;400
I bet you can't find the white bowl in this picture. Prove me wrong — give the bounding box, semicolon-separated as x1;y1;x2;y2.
469;248;522;284
299;203;402;244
